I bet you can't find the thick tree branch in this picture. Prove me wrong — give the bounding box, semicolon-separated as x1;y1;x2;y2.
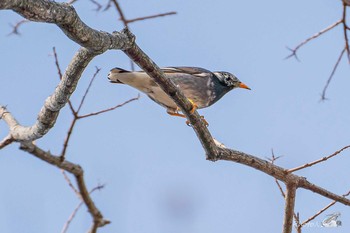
0;0;131;52
120;28;218;160
52;47;75;114
0;48;94;143
2;1;350;232
282;183;297;233
218;148;350;206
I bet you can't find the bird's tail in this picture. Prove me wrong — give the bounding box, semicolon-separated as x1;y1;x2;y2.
108;67;131;84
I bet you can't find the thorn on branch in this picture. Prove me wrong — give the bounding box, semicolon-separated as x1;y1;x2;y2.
267;149;283;163
89;0;102;12
8;19;29;36
284;47;300;61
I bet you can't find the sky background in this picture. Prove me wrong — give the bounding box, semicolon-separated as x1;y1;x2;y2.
1;0;350;232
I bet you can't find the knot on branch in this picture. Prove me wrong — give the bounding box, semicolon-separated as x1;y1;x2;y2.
119;27;135;49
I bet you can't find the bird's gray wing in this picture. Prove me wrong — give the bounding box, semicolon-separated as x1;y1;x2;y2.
161;67;213;77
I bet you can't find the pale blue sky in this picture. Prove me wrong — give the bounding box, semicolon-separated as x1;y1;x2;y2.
1;0;350;232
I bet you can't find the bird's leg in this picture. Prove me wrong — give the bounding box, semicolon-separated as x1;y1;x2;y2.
166;109;186;118
187;99;198;114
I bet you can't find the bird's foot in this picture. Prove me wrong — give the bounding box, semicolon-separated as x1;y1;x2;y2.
187;99;198;114
167;109;208;127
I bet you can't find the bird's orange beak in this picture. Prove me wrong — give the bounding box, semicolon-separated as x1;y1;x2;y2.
239;82;251;90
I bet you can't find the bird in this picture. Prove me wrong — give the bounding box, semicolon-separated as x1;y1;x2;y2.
108;66;250;126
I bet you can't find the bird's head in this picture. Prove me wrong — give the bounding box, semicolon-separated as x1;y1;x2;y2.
214;71;251;90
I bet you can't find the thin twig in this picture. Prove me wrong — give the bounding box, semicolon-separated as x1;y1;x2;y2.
125;11;177;24
269;149;285;198
78;95;140;119
320;48;346;101
109;0;128;27
342;3;350;63
60;117;77;160
61;170;81;198
53;47;63;80
76;67;101;114
294;213;302;233
288;144;350;173
89;0;102;11
270;149;300;228
61;184;105;233
19;142;110;230
61;200;84;233
299;189;350;228
285;20;342;60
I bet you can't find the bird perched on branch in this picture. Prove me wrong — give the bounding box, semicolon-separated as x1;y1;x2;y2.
108;66;250;126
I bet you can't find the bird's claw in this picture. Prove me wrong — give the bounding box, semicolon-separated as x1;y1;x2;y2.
186;116;209;127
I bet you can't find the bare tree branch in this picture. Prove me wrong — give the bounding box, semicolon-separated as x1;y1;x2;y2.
288;144;350;172
125;12;177;24
52;47;76;115
0;48;95;142
109;0;128;27
19;142;110;230
342;3;350;62
299;189;350;229
1;0;131;52
2;1;350;232
294;213;302;233
285;20;342;60
218;148;350;206
282;183;297;233
62;170;81;198
286;2;349;99
61;183;106;233
60;118;78;160
61;200;84;233
120;28;218;160
321;48;346;100
77;67;101;114
78;95;140;119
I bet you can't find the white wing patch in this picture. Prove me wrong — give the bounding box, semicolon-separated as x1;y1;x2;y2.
109;72;154;93
109;70;178;109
